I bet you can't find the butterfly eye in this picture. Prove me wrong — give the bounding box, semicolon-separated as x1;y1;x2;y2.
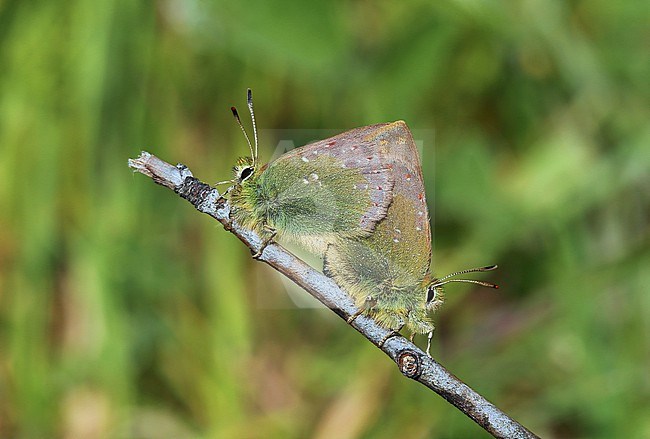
426;285;438;304
240;166;254;181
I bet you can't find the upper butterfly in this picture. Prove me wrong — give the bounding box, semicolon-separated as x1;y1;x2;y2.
221;89;395;257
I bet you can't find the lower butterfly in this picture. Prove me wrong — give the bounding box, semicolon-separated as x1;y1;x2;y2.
323;121;498;354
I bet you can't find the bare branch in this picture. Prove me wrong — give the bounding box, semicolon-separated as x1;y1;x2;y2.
128;152;539;439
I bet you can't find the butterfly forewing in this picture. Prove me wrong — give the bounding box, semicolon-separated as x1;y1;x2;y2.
259;125;399;236
377;121;432;272
230;124;405;255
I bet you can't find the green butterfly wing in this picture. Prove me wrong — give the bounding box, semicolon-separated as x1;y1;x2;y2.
324;121;435;334
229;125;396;254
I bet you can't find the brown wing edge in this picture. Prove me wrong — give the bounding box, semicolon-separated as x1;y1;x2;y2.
362;120;432;265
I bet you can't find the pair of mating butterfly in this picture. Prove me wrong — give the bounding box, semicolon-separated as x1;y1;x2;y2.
219;90;497;355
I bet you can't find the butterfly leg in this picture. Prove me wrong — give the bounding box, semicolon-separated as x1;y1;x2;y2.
218;185;234;199
425;330;433;357
346;308;364;324
214;180;236;201
346;296;376;324
378;322;405;349
252;225;277;259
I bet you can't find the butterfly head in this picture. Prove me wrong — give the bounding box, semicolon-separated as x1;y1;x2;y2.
425;283;445;312
233;156;255;184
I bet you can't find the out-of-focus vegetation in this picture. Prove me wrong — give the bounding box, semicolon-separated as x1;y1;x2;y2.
1;1;648;437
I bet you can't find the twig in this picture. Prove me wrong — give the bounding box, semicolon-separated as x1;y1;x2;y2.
128;151;539;439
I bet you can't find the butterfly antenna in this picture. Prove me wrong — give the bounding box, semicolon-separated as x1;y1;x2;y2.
431;265;499;289
437;265;497;282
231;106;255;167
431;278;499;289
247;88;259;166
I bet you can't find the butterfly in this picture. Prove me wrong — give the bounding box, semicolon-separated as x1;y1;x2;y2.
221;90;498;355
221;89;396;258
322;121;497;354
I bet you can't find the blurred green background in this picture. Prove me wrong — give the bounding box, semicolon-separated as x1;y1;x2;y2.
1;0;648;438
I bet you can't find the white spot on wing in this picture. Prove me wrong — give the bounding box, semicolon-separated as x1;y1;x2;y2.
302;178;309;184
